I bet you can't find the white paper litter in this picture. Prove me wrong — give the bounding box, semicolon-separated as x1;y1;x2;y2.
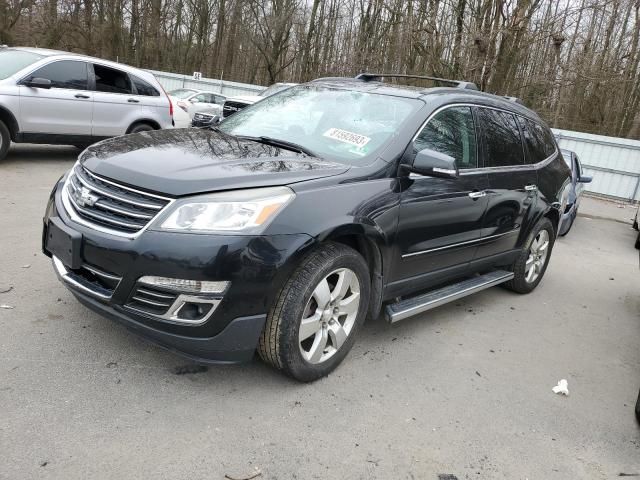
0;304;15;309
552;379;569;396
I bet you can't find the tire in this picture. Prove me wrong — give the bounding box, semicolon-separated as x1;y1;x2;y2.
635;388;640;424
0;120;10;161
635;231;640;250
258;242;370;382
503;217;555;294
128;123;155;134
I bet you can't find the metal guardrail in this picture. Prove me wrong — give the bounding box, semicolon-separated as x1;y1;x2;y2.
553;129;640;203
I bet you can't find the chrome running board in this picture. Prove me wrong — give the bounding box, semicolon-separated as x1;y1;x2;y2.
385;270;514;323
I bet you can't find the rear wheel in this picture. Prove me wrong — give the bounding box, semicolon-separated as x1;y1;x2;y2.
0;120;10;161
128;122;155;134
258;242;370;382
504;217;555;294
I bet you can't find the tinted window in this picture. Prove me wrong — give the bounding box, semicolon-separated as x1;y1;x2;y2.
478;108;524;167
520;117;555;163
94;64;132;94
132;76;158;96
214;95;226;105
414;106;477;169
0;50;44;80
574;156;582;177
26;60;88;90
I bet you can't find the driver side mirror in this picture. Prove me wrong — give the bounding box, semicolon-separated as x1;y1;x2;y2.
23;77;52;89
404;148;459;179
578;175;592;184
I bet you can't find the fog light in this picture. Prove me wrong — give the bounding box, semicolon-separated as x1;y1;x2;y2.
139;276;229;294
175;302;214;321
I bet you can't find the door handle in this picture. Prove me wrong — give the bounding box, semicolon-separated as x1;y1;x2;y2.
468;190;487;199
128;98;140;103
74;93;90;99
524;184;537;191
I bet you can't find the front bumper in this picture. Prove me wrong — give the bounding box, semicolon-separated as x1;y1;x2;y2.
43;178;313;363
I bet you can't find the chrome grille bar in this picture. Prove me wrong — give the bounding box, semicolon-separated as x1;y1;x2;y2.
62;163;172;236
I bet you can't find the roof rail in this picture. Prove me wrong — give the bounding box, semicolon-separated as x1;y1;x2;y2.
355;73;478;91
503;96;524;105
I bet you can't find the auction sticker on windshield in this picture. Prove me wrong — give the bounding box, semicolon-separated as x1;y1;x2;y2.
323;128;371;148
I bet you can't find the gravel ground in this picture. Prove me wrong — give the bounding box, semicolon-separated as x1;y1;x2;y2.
1;144;639;479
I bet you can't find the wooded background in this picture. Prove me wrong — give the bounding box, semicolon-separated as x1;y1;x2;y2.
1;0;639;138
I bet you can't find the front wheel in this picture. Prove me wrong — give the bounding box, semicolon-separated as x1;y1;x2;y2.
0;120;10;161
128;123;155;134
258;242;370;382
503;217;555;294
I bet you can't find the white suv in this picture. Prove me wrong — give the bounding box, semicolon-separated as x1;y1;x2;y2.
0;47;174;160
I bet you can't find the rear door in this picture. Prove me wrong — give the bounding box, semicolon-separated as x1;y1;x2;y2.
18;60;92;135
130;74;164;126
90;63;140;137
473;107;538;260
390;106;489;293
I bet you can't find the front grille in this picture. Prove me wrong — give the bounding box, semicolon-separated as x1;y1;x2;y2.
126;285;178;316
64;164;171;236
222;100;250;117
193;112;213;121
66;263;122;298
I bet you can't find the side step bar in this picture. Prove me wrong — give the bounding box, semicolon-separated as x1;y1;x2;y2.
385;270;514;323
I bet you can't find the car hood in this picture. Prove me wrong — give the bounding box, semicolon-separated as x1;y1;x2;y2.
79;129;349;197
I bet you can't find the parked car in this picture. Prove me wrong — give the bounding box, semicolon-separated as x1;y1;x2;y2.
0;46;173;160
42;73;571;381
558;148;592;236
168;88;226;118
222;82;296;117
636;388;640;423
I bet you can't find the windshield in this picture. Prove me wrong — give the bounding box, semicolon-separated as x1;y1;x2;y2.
219;85;422;163
169;89;198;99
259;83;295;97
0;50;44;80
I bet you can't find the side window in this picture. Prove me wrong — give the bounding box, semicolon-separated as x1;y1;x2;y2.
414;106;477;169
193;93;208;103
93;64;133;94
25;60;88;90
132;75;159;96
214;95;225;105
574;156;582;178
518;117;555;164
478;108;524;167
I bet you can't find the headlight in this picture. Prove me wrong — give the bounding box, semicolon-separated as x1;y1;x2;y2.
156;186;294;234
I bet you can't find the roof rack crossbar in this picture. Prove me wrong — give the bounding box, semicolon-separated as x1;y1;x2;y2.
355;73;478;90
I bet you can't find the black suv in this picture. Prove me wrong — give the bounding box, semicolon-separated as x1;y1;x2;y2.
43;74;571;381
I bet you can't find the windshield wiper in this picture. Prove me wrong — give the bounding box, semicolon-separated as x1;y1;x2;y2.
238;135;318;157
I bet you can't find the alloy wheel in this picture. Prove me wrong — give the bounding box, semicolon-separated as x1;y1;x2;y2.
525;229;550;283
298;268;361;364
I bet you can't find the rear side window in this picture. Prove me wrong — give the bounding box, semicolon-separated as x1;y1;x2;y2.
132;76;159;96
478;108;524;167
414;106;477;169
25;60;88;90
93;64;132;94
519;117;556;164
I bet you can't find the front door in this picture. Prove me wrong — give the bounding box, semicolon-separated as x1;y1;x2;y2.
19;60;93;135
473;107;538;260
389;106;489;295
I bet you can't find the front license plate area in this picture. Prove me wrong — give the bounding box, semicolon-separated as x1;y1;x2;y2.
46;217;82;270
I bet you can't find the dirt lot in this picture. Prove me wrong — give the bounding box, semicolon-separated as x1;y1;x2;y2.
1;144;639;479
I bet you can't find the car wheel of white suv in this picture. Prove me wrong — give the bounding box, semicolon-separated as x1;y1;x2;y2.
0;120;10;161
128;123;155;134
